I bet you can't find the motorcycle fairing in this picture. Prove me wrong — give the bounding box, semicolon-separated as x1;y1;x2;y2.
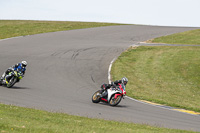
107;88;121;101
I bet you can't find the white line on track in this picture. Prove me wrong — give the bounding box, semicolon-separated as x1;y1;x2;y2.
0;36;26;42
108;56;149;104
107;47;200;116
108;57;116;84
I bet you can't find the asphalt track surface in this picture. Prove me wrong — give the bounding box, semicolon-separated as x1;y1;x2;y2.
0;25;200;131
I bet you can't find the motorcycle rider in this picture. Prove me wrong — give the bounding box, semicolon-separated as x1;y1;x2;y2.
0;61;27;84
100;77;128;98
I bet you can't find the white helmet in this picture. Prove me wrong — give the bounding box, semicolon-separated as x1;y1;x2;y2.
122;77;128;85
22;61;27;67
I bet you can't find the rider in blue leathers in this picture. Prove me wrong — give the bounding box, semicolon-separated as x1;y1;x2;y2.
1;61;27;84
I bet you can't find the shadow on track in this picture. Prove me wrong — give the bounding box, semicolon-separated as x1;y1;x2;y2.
10;86;30;89
97;102;129;108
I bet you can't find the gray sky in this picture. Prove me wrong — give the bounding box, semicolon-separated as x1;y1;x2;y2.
0;0;200;27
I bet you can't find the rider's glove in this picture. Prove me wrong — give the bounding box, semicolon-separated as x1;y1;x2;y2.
101;84;106;90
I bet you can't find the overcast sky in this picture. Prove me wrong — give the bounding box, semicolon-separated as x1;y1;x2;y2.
0;0;200;27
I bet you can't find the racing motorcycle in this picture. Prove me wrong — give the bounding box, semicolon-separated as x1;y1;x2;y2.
92;84;126;106
0;70;23;88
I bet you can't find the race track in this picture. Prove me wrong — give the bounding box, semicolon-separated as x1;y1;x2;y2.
0;25;200;131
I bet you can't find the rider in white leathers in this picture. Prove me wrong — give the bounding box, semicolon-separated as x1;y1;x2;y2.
100;77;128;98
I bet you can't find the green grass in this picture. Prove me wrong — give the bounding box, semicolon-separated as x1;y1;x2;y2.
0;20;123;39
0;104;196;133
111;46;200;112
151;29;200;45
0;20;199;132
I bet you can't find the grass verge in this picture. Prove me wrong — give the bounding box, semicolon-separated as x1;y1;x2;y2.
0;103;196;133
150;29;200;45
0;20;123;39
0;20;199;132
111;46;200;112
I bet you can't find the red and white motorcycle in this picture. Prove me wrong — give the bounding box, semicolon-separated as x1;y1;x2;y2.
92;84;126;106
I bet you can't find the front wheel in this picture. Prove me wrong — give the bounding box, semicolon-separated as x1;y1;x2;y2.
109;94;122;106
92;90;101;103
7;77;17;88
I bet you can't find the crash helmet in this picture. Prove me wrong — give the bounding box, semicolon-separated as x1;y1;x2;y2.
122;77;128;85
21;61;27;67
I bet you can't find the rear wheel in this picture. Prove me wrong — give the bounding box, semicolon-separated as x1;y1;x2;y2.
109;94;122;106
0;77;3;86
92;90;101;103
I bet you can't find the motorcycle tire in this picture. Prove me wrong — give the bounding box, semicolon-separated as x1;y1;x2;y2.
109;94;122;106
7;77;17;88
92;90;101;103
